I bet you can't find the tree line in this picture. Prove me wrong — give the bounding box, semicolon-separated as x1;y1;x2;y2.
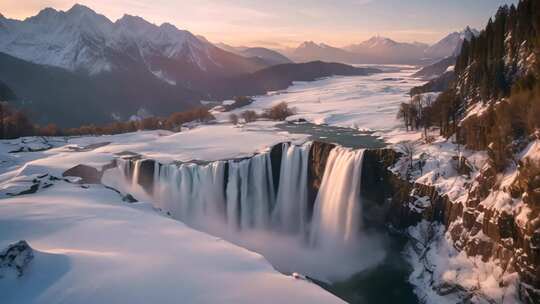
400;0;540;172
0;101;215;139
0;96;298;139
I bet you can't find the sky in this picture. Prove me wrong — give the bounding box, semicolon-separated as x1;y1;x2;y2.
0;0;519;48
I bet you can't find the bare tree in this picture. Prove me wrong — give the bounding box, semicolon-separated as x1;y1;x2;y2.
397;141;417;170
262;102;296;121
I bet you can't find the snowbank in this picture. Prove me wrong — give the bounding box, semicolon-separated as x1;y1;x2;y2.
0;182;343;304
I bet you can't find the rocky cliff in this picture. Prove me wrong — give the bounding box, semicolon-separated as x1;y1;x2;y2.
362;147;540;303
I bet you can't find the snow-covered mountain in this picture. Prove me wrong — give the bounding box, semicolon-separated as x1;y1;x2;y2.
215;43;292;65
344;36;428;64
423;26;479;60
285;30;478;65
0;4;265;80
286;41;354;63
346;36;424;51
285;37;428;64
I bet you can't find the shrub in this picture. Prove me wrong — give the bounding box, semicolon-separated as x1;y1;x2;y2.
262;102;296;121
240;110;258;123
229;113;239;125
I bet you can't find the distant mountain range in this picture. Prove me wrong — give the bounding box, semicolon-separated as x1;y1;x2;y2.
0;4;381;127
215;43;292;66
0;3;478;127
279;28;479;65
0;4;266;83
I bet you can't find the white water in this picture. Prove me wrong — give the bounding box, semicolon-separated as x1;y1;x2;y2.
114;143;385;282
226;153;275;231
272;142;311;235
310;147;364;250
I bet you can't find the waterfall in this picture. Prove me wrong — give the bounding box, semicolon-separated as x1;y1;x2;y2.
116;143;365;250
226;153;275;231
271;142;311;235
309;147;364;249
111;142;378;282
153;161;227;224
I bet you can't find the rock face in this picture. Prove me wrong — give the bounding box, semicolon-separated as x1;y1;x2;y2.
307;141;335;214
63;164;102;184
113;142;540;303
0;240;34;277
136;159;157;195
269;143;285;195
362;148;540;304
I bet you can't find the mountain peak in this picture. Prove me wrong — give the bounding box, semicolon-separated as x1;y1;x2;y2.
424;27;480;59
67;3;97;16
299;41;318;48
159;22;180;33
32;7;59;19
117;14;153;29
359;36;398;49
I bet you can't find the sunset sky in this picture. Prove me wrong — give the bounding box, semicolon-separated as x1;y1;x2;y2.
0;0;518;48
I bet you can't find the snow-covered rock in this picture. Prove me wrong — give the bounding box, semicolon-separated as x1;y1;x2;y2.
0;240;34;278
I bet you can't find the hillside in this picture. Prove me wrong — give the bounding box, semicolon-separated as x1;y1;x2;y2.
412;56;456;80
0;52;202;127
202;61;381;100
402;1;540;303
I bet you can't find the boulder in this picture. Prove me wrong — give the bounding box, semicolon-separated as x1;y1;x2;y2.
63;164;101;184
0;240;34;277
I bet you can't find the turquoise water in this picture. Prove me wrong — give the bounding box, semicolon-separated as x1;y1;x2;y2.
278;121;418;303
276;122;386;149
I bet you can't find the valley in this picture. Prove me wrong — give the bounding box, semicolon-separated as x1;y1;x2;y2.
0;1;538;304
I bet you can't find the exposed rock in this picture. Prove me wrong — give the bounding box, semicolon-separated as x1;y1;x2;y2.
0;240;33;278
64;142;111;152
63;164;101;184
364;147;540;303
307;141;335;216
269;142;285;195
122;194;138;203
136;159;157;195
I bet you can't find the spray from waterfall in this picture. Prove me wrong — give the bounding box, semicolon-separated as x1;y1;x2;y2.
110;142;385;282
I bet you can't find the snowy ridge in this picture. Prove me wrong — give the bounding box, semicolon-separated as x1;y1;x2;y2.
0;4;218;76
424;27;480;60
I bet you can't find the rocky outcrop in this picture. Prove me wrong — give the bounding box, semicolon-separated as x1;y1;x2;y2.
307;141;335;215
363;148;540;303
63;164;101;184
269;143;285;195
136;159;157;194
0;240;33;277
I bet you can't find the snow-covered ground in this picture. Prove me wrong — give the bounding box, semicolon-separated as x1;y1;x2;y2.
0;182;343;304
0;122;307;187
0;66;429;303
214;65;424;143
0;123;346;303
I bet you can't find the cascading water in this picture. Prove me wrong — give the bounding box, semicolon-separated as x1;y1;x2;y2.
112;142;384;282
309;147;364;249
154;161;227;224
272;142;311;235
226;153;275;231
